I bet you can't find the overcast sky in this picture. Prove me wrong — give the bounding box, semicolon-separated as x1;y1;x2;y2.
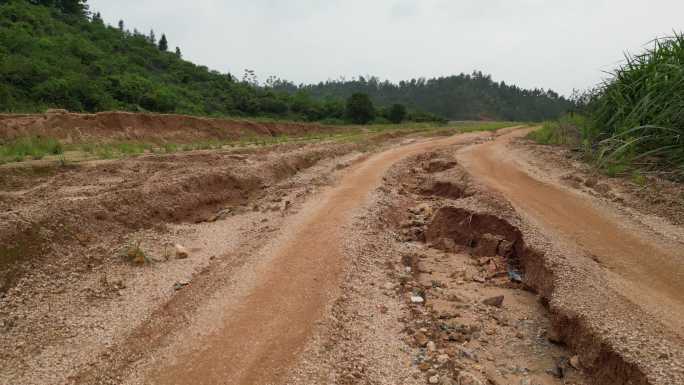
89;0;684;96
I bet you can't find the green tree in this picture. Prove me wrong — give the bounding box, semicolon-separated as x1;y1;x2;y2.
346;93;375;124
175;46;181;58
387;103;407;124
30;0;88;15
118;20;124;31
158;34;168;51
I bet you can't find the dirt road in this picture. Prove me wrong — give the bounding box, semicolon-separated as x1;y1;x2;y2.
148;133;486;385
457;128;684;337
3;125;682;385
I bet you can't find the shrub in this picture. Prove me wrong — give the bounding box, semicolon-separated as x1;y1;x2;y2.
346;93;375;124
387;104;407;124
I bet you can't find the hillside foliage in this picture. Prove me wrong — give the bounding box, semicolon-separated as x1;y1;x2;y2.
0;0;570;124
268;72;572;122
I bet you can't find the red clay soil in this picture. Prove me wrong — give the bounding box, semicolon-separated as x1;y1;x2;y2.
0;111;329;143
147;133;489;385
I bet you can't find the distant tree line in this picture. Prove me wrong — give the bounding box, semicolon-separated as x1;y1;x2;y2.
267;72;573;122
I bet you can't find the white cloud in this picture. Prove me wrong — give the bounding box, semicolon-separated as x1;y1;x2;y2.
89;0;684;95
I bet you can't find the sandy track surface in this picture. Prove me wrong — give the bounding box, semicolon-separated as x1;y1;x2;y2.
3;126;682;385
457;129;684;337
146;133;487;384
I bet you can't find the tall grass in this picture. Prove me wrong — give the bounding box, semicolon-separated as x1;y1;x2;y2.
0;136;63;163
531;33;684;179
527;114;586;146
592;32;684;178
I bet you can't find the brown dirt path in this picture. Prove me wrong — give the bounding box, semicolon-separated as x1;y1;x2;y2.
148;132;489;385
457;128;684;338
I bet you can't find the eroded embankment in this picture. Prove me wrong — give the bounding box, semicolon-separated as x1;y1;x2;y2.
0;111;329;143
0;141;360;293
394;148;655;385
425;207;649;385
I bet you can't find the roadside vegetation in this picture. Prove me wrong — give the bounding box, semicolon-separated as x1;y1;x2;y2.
0;121;519;165
0;136;63;162
530;33;684;181
0;1;569;124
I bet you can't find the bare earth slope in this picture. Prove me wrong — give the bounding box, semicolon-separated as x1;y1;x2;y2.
0;111;326;143
2;125;683;385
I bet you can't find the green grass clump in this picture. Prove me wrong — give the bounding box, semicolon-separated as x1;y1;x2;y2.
591;32;684;178
528;114;587;146
0;136;63;163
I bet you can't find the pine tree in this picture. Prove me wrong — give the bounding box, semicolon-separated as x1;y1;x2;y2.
158;34;168;51
118;20;124;31
175;47;182;58
149;29;156;44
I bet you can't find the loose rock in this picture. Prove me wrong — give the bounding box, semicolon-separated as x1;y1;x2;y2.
174;244;189;259
482;295;504;308
569;355;581;369
456;371;483;385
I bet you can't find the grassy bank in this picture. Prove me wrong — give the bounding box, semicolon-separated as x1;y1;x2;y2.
530;33;684;180
0;121;519;165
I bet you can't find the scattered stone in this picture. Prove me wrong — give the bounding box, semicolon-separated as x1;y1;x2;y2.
457;347;478;362
429;375;440;384
426;341;437;352
482;295;504;308
569;355;581;369
472;276;486;283
411;295;425;304
417;203;433;217
485;368;506;385
174;244;189;259
507;269;523;283
456;371;483;385
436;354;450;364
439;375;456;385
584;177;598;188
173;281;189;291
414;331;429;347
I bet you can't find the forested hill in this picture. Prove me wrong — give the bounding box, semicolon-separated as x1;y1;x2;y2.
0;0;278;116
269;73;573;122
0;0;570;123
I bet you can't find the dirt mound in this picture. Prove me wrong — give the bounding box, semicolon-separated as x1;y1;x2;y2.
0;111;329;143
420;179;469;200
0;142;357;293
